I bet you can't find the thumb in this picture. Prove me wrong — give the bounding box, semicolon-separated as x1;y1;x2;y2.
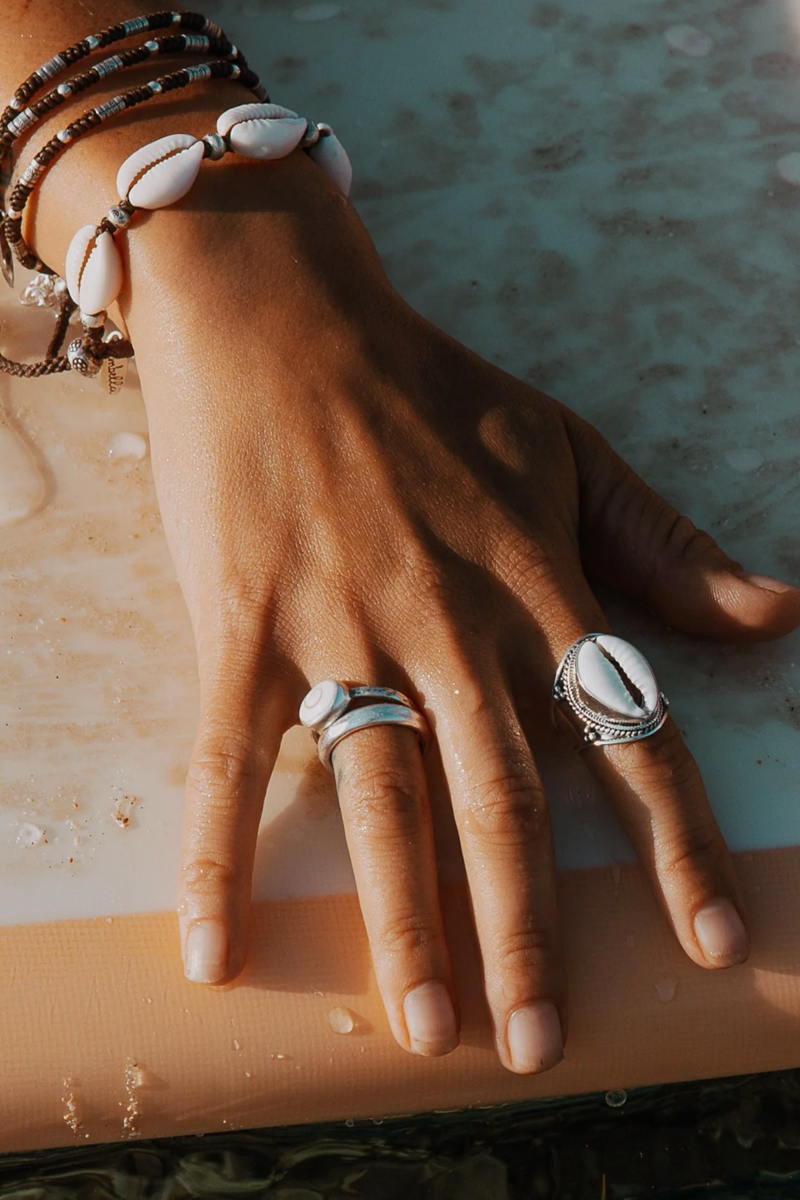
179;640;291;986
563;408;800;641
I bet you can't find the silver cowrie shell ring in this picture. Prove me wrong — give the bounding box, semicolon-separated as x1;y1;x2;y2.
552;633;669;747
299;680;431;770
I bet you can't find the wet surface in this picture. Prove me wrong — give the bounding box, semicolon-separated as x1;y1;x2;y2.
2;1069;800;1197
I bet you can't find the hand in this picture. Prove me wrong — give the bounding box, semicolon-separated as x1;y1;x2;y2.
98;151;800;1076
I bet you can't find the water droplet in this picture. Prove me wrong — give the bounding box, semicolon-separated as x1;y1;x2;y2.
142;997;153;1005
107;432;147;462
605;1089;627;1108
232;1038;241;1051
655;975;679;1003
105;917;113;924
328;1006;356;1034
345;1118;355;1127
664;24;714;57
244;1071;252;1079
16;822;44;847
0;421;46;524
725;448;764;474
778;152;800;185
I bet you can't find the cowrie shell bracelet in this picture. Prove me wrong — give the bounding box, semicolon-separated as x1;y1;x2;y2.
0;11;351;386
62;103;351;384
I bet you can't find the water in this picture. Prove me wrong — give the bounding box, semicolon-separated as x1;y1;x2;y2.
327;1007;356;1035
654;976;679;1004
1;1069;800;1197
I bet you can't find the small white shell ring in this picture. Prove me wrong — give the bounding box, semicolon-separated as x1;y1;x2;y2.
300;681;431;771
552;634;669;748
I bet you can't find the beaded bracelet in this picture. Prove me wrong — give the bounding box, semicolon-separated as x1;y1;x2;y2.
63;102;351;387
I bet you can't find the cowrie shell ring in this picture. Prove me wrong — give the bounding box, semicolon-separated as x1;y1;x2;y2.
300;680;431;771
552;634;669;747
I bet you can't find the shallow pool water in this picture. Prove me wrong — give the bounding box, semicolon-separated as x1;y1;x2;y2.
1;1070;799;1198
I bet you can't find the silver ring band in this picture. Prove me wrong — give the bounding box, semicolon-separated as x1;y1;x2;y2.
316;702;431;770
552;633;669;747
299;680;416;732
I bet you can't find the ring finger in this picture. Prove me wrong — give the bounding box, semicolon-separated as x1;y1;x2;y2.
329;713;459;1058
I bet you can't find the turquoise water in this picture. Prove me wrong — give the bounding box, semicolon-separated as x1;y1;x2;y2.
1;1070;800;1198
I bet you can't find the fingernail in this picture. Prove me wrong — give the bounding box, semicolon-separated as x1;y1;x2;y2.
736;572;795;595
506;1001;564;1074
184;920;228;984
694;897;749;966
404;981;459;1056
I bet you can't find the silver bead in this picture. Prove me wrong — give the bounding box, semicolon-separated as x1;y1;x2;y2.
57;82;72;96
106;205;132;228
57;129;73;143
85;34;101;50
301;121;321;147
148;81;164;95
202;133;227;161
144;40;159;53
80;310;106;328
229;64;241;79
67;338;101;376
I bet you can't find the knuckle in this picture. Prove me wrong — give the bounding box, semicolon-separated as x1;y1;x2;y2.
493;925;558;976
376;911;440;962
340;765;421;834
181;854;238;895
463;767;547;845
622;724;698;794
186;740;255;805
659;831;721;878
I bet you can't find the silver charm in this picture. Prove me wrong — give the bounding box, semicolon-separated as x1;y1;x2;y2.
67;338;101;377
552;633;668;747
98;331;128;395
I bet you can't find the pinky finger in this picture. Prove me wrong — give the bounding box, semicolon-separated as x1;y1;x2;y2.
179;650;290;985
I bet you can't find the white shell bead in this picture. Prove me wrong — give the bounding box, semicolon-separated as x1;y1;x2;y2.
216;103;298;137
116;133;204;209
65;224;95;306
576;637;659;718
308;131;353;196
65;225;123;316
299;680;348;730
229;115;308;160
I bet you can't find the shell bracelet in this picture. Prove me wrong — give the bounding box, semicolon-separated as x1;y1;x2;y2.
63;102;352;385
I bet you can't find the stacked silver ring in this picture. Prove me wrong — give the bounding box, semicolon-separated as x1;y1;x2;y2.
299;680;431;770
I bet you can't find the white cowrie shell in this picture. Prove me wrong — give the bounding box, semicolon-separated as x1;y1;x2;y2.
577;637;659;718
216;103;299;138
65;225;123;316
308;130;353;196
299;680;349;730
116;133;204;210
594;635;659;714
229;115;308;160
65;224;95;307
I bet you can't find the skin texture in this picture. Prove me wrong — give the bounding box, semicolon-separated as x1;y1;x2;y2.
4;1;800;1074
